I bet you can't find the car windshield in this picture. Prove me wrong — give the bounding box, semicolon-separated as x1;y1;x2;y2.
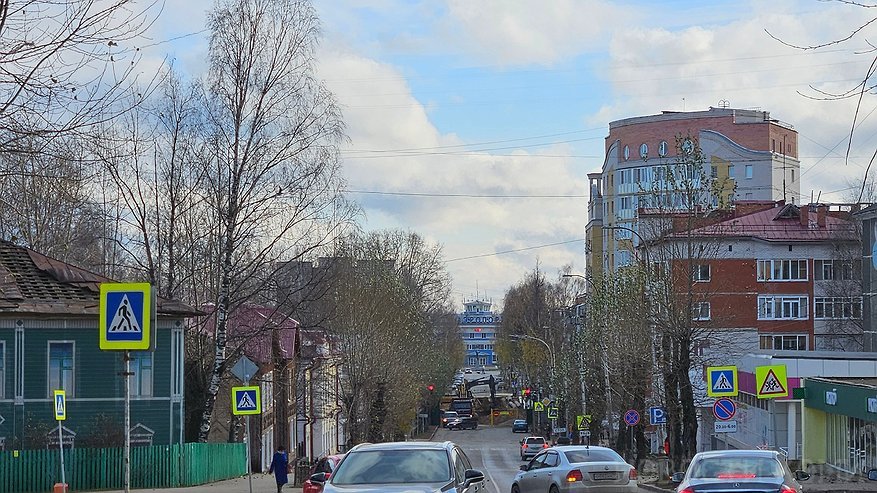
525;438;545;445
514;420;526;424
564;449;624;463
689;456;783;479
330;449;451;485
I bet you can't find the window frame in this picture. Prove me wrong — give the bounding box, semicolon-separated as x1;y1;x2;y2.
692;302;711;321
757;295;809;320
757;259;808;282
814;297;863;320
47;341;75;397
693;264;711;282
745;164;753;179
759;334;808;351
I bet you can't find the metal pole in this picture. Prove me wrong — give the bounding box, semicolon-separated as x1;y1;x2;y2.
124;350;130;493
58;421;66;490
246;416;253;493
245;375;253;493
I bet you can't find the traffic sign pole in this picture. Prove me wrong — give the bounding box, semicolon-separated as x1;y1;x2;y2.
124;350;131;493
53;390;66;491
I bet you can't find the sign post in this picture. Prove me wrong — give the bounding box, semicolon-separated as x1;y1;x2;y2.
231;356;261;493
99;282;152;493
232;385;261;493
54;390;66;492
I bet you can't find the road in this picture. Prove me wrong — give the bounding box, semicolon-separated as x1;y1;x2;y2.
433;418;527;493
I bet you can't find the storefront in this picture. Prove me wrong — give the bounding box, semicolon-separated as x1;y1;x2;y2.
802;377;877;475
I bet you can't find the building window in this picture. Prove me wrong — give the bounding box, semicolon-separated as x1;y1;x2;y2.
623;145;630;160
745;164;753;179
693;264;711;282
814;259;859;280
692;302;711;321
758;295;808;320
48;342;74;396
130;351;153;397
658;140;668;157
814;297;862;319
728;165;735;178
640;143;649;160
759;334;807;351
757;259;808;281
711;165;718;178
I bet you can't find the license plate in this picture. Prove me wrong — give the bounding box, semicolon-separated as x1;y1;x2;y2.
593;472;616;480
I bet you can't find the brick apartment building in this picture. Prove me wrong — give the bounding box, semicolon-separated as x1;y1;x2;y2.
587;106;801;275
643;201;862;353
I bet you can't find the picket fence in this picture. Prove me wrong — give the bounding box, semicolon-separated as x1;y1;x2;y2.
0;442;246;492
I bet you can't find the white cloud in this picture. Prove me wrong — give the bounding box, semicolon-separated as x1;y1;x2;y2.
443;0;624;66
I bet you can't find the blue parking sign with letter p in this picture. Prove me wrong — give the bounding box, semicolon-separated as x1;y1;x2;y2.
648;406;666;425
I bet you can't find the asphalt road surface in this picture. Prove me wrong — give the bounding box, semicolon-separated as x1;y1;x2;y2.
433;418;530;493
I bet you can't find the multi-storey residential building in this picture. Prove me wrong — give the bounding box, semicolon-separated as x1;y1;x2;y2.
646;201;861;352
457;299;500;367
586;107;801;275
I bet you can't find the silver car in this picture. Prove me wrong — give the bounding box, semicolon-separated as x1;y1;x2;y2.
672;449;807;493
511;445;638;493
520;436;547;460
316;440;486;493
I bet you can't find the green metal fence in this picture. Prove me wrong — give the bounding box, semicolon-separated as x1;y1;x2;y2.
0;442;247;492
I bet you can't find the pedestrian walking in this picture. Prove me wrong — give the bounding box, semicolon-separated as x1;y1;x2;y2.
267;445;289;493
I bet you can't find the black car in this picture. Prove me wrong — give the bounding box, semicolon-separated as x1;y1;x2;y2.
673;450;808;493
512;419;528;433
447;415;478;430
311;440;486;493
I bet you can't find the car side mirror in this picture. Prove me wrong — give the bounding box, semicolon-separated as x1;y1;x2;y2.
464;469;485;488
794;470;810;481
520;464;529;471
309;472;328;484
868;469;877;481
670;472;685;484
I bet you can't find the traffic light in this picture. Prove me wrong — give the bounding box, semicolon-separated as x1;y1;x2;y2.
426;384;435;392
523;387;532;397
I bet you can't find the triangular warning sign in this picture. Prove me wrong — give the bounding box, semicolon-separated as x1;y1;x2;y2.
759;369;787;395
108;295;142;333
237;392;256;409
713;372;733;391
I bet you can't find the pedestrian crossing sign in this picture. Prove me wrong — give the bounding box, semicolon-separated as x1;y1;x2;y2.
232;386;261;415
533;401;545;412
53;390;66;421
99;283;152;351
706;366;738;397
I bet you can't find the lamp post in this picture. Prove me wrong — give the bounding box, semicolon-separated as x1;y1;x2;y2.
563;273;593;443
511;333;555;438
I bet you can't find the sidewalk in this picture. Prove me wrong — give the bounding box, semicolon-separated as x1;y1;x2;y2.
82;474;303;493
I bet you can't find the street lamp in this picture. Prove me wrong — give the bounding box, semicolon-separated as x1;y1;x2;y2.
509;333;555;371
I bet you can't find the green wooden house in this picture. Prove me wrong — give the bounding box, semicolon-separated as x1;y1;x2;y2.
0;240;199;450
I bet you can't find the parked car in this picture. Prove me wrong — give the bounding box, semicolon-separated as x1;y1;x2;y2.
519;436;548;461
512;419;528;433
464;368;472;374
447;415;478;430
552;436;571;446
310;441;486;493
303;454;345;493
441;411;459;428
511;445;637;493
672;450;808;493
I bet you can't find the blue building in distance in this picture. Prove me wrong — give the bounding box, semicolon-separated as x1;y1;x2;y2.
457;299;500;367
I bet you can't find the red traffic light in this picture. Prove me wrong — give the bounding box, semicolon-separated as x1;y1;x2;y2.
524;388;532;396
427;384;435;392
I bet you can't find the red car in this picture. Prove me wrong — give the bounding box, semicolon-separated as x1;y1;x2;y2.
302;454;345;493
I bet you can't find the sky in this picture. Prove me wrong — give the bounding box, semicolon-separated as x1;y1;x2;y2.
140;0;877;308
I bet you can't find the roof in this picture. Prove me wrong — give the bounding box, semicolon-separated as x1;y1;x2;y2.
666;203;857;243
350;441;452;452
694;449;781;459
199;303;298;364
0;239;200;317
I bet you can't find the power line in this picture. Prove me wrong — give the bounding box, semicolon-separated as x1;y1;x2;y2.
445;239;583;263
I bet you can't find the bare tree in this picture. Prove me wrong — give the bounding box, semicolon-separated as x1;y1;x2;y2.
193;0;357;442
0;0;158;153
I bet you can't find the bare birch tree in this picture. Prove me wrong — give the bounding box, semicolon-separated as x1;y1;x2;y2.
195;0;355;442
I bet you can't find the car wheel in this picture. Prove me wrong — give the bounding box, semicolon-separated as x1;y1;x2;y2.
549;485;559;493
511;484;521;493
